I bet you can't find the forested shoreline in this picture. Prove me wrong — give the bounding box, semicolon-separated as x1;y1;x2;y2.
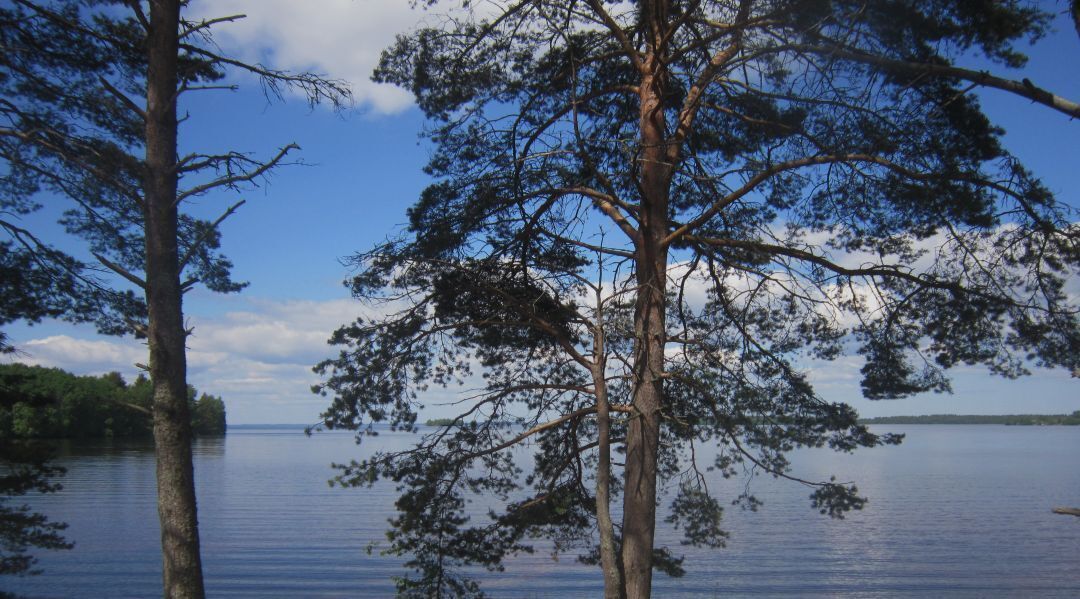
0;364;226;439
861;413;1080;426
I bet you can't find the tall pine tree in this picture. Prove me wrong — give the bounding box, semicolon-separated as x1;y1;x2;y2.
1;1;347;595
316;1;1079;597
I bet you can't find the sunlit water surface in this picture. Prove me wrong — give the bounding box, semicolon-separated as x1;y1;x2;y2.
3;425;1079;597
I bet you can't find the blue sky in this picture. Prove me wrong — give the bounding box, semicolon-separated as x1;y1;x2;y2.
4;1;1079;424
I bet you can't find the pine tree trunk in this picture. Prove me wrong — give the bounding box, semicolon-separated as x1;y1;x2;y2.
620;336;663;599
592;292;624;598
619;31;672;594
620;232;668;599
145;1;205;597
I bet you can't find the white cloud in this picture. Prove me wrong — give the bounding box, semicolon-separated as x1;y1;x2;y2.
183;297;371;422
186;298;363;364
5;297;373;424
13;335;147;376
187;0;427;113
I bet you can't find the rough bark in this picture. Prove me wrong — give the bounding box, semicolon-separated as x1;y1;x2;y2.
591;286;624;598
145;1;205;597
620;6;673;590
620;272;665;599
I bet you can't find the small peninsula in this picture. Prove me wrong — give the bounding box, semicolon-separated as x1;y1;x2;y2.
0;363;226;438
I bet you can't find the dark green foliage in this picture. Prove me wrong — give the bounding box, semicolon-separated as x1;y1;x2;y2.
191;393;227;436
0;234;143;353
423;418;457;427
317;0;1079;594
1074;1;1080;39
0;365;77;579
0;364;226;439
665;483;728;549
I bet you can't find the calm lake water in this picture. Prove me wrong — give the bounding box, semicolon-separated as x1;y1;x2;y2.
3;425;1079;598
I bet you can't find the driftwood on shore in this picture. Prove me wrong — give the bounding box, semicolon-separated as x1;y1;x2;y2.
1051;507;1080;517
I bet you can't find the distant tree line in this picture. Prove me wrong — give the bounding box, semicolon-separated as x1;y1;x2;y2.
861;412;1080;426
422;418;457;428
0;364;226;439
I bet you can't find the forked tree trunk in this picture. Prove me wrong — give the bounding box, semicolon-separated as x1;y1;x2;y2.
145;1;205;597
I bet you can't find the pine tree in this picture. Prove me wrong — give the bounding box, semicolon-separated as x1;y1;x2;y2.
316;1;1079;597
1;1;347;595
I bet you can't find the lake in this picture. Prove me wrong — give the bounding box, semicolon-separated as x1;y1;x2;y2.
3;425;1079;598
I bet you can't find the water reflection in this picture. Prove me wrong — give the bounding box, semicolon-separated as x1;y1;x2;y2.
49;434;226;461
4;425;1078;598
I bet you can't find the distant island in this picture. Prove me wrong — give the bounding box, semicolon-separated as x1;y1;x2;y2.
424;418;458;427
0;363;226;438
860;412;1080;425
229;423;307;431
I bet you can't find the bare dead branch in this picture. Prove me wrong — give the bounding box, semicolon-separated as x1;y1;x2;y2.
175;144;298;205
180;14;245;39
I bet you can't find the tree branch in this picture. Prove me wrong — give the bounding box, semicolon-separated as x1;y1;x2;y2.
585;0;645;73
178;199;245;271
180;14;245;39
178;44;351;107
671;0;752;155
461;405;632;462
555;186;640;241
175;144;298;205
664;154;886;246
97;76;146;121
794;43;1080;120
92;252;146;290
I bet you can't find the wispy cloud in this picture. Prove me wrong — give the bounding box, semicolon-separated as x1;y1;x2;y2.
187;0;423;113
188;298;362;365
17;336;147;373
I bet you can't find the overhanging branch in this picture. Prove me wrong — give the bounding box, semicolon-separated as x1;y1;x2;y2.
793;43;1080;120
461;404;633;462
